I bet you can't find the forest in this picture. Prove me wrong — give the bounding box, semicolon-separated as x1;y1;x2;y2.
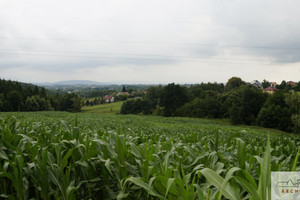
121;77;300;133
0;79;81;112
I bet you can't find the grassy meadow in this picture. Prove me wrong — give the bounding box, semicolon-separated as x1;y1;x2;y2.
82;101;123;114
0;112;299;199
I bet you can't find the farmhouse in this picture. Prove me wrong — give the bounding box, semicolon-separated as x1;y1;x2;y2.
250;80;263;89
270;82;277;87
287;81;296;86
104;95;114;103
117;92;130;96
263;86;278;94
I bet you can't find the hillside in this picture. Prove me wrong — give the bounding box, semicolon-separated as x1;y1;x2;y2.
82;101;123;114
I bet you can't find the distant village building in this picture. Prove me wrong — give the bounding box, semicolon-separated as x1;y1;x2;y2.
104;95;114;103
270;82;277;87
250;80;263;89
263;86;278;94
287;81;297;86
117;92;130;96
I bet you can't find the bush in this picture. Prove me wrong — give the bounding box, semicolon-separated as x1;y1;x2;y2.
256;105;293;132
177;98;205;118
120;99;154;115
229;104;243;125
291;114;300;133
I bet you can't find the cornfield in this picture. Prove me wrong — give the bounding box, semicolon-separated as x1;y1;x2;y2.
0;112;299;199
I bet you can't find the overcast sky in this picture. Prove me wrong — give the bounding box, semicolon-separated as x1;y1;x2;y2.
0;0;300;84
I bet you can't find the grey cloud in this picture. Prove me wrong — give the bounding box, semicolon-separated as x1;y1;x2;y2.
0;0;299;83
205;0;300;62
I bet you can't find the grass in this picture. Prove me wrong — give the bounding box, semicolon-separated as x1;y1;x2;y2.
81;101;123;114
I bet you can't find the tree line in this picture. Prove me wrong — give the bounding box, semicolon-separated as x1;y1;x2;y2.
121;77;300;133
0;79;81;112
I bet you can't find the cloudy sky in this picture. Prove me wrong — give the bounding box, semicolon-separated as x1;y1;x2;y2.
0;0;300;84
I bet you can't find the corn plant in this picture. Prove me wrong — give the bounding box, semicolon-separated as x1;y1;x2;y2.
0;112;299;199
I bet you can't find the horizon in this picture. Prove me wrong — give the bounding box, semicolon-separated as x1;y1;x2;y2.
1;77;298;87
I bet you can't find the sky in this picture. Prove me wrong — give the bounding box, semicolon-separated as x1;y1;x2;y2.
0;0;300;84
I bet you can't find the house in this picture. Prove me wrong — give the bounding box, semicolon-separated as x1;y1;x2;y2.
251;80;263;89
263;86;278;94
117;92;130;96
287;81;297;86
104;95;114;103
270;82;277;87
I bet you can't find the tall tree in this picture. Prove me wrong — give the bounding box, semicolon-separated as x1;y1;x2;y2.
262;79;271;89
7;90;23;111
159;83;188;117
225;77;246;91
122;85;126;92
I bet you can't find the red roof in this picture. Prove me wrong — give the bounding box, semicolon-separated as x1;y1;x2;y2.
287;81;296;86
104;95;114;100
264;87;278;91
270;82;277;86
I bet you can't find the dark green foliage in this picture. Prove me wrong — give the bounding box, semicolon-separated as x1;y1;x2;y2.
0;79;81;112
285;93;300;114
229;103;243;125
58;93;82;112
276;80;287;90
25;96;40;111
159;83;188;117
40;87;47;98
276;80;294;90
202;96;223;118
25;85;34;97
145;85;163;102
120;99;153;115
188;82;224;100
177;98;205;118
178;95;223;118
257;105;292;132
291;114;300;133
121;85;126;92
295;82;300;91
265;90;288;108
116;94;128;101
220;91;240;117
118;77;299;133
262;79;271;89
285;93;300;133
227;86;266;125
256;90;294;132
7;90;23;111
239;86;267;125
71;96;82;112
225;77;246;91
49;94;61;110
33;85;40;96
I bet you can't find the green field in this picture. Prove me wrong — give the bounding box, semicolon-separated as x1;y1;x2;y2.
82;101;123;114
0;112;299;199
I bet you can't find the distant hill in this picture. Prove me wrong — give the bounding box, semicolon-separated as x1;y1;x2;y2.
38;80;106;86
